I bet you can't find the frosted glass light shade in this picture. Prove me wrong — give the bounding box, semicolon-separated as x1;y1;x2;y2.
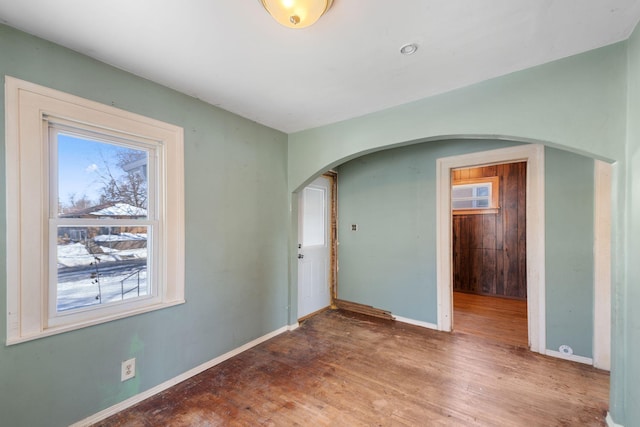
261;0;334;29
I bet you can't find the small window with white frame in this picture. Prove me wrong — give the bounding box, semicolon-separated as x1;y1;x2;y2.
5;77;185;344
451;176;500;215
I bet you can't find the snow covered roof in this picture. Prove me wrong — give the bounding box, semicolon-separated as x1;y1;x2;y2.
60;202;147;218
89;203;147;217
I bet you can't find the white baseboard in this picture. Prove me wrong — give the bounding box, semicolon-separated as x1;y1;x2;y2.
396;317;595;368
606;412;624;427
70;324;294;427
545;349;593;366
394;315;439;331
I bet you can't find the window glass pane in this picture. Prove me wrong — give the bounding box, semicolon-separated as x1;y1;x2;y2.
57;132;148;218
476;186;490;197
453;200;475;209
452;186;473;198
303;187;325;246
452;182;493;210
57;226;149;312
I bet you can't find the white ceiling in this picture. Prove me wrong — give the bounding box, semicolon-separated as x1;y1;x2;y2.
1;1;640;133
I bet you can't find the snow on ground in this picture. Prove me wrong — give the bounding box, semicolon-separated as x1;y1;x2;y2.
57;269;148;312
57;239;147;267
56;234;149;311
94;232;147;242
91;247;147;260
57;242;99;267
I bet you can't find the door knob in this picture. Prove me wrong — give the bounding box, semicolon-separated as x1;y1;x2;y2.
298;254;304;259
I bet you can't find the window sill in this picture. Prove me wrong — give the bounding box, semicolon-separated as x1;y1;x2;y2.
6;299;185;346
453;208;500;215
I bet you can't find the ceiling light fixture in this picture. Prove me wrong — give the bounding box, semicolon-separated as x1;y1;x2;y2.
261;0;334;29
400;43;419;55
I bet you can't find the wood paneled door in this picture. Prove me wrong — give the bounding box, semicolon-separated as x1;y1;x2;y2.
452;162;527;299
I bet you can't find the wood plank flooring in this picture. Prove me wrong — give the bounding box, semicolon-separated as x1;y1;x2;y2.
453;291;528;348
96;309;609;426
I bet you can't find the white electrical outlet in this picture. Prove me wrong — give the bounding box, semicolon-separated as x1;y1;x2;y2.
121;358;136;382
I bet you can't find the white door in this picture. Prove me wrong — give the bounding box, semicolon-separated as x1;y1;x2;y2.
298;175;332;319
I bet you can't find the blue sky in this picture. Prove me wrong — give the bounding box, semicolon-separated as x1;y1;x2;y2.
57;133;135;207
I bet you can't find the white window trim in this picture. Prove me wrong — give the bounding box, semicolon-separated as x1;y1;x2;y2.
5;76;185;345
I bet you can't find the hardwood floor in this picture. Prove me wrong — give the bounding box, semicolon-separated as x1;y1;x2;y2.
453;291;528;348
97;310;609;426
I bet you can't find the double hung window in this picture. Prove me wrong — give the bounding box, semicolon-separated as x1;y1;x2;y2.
5;77;185;344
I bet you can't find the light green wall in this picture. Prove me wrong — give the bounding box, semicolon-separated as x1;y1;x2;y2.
289;36;632;424
619;21;640;425
0;25;289;426
544;147;594;357
289;42;627;192
336;139;519;322
2;16;639;426
336;141;595;358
